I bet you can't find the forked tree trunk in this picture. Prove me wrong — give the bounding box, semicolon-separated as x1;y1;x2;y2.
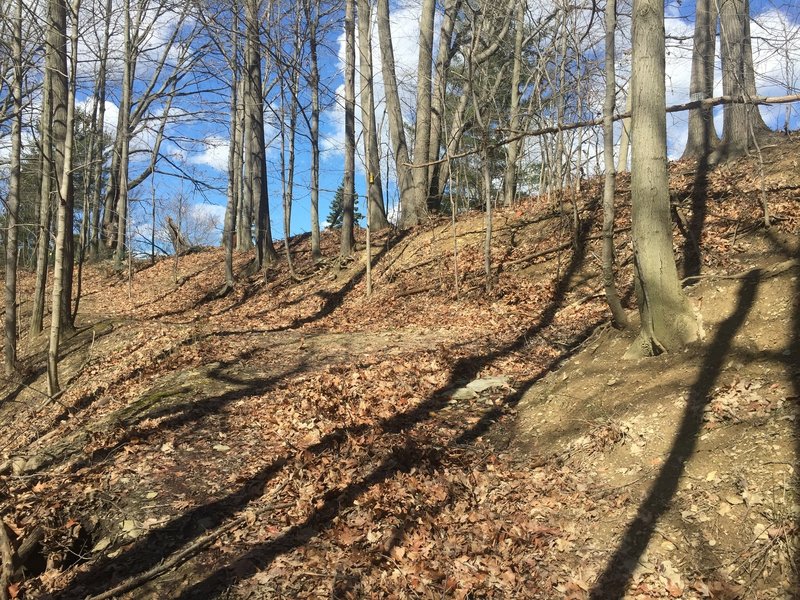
627;0;701;357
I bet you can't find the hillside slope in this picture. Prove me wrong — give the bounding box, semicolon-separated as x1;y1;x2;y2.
1;138;799;599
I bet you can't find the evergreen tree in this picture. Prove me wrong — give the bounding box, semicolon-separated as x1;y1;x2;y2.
326;179;363;229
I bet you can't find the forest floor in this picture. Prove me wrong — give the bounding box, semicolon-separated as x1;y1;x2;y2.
1;137;799;599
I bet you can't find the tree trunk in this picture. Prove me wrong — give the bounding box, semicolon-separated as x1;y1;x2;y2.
4;0;22;375
682;0;719;159
502;1;525;208
306;0;322;260
89;0;110;261
408;0;436;227
357;0;389;230
48;0;79;395
617;88;631;172
245;0;276;268
113;0;132;271
376;0;414;225
718;0;771;158
236;75;252;251
341;0;356;257
602;0;628;329
427;0;461;211
627;0;701;357
223;6;240;289
30;62;52;338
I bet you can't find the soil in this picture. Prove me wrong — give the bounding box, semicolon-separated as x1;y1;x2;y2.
0;137;798;599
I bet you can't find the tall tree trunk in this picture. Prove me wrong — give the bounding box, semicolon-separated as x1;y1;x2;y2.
427;0;461;210
357;0;389;230
617;89;631;172
237;75;252;251
408;0;436;227
718;0;771;158
245;0;276;269
89;0;110;261
48;0;80;394
602;0;628;328
376;0;414;224
113;0;132;271
682;0;719;159
223;6;240;289
502;1;525;208
306;0;322;260
341;0;356;256
30;65;53;337
4;0;22;375
628;0;701;357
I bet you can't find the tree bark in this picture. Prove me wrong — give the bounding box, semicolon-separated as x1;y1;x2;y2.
628;0;701;357
602;0;628;329
357;0;389;230
341;0;356;256
4;0;23;375
376;0;414;225
718;0;771;158
113;0;133;271
682;0;719;159
617;89;631;172
427;0;461;211
306;0;322;260
30;63;52;337
502;1;525;208
223;4;240;289
48;0;80;394
408;0;436;227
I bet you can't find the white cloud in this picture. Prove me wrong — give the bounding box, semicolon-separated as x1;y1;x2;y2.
190;135;229;171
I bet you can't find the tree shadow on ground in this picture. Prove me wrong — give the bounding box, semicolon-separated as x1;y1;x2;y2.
680;149;711;280
589;269;761;599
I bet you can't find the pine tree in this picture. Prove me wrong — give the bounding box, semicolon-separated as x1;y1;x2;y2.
327;179;363;229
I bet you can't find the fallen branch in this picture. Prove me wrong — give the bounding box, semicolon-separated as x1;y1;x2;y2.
410;93;800;167
681;258;799;285
85;495;293;600
505;227;631;268
0;522;15;600
397;283;438;298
